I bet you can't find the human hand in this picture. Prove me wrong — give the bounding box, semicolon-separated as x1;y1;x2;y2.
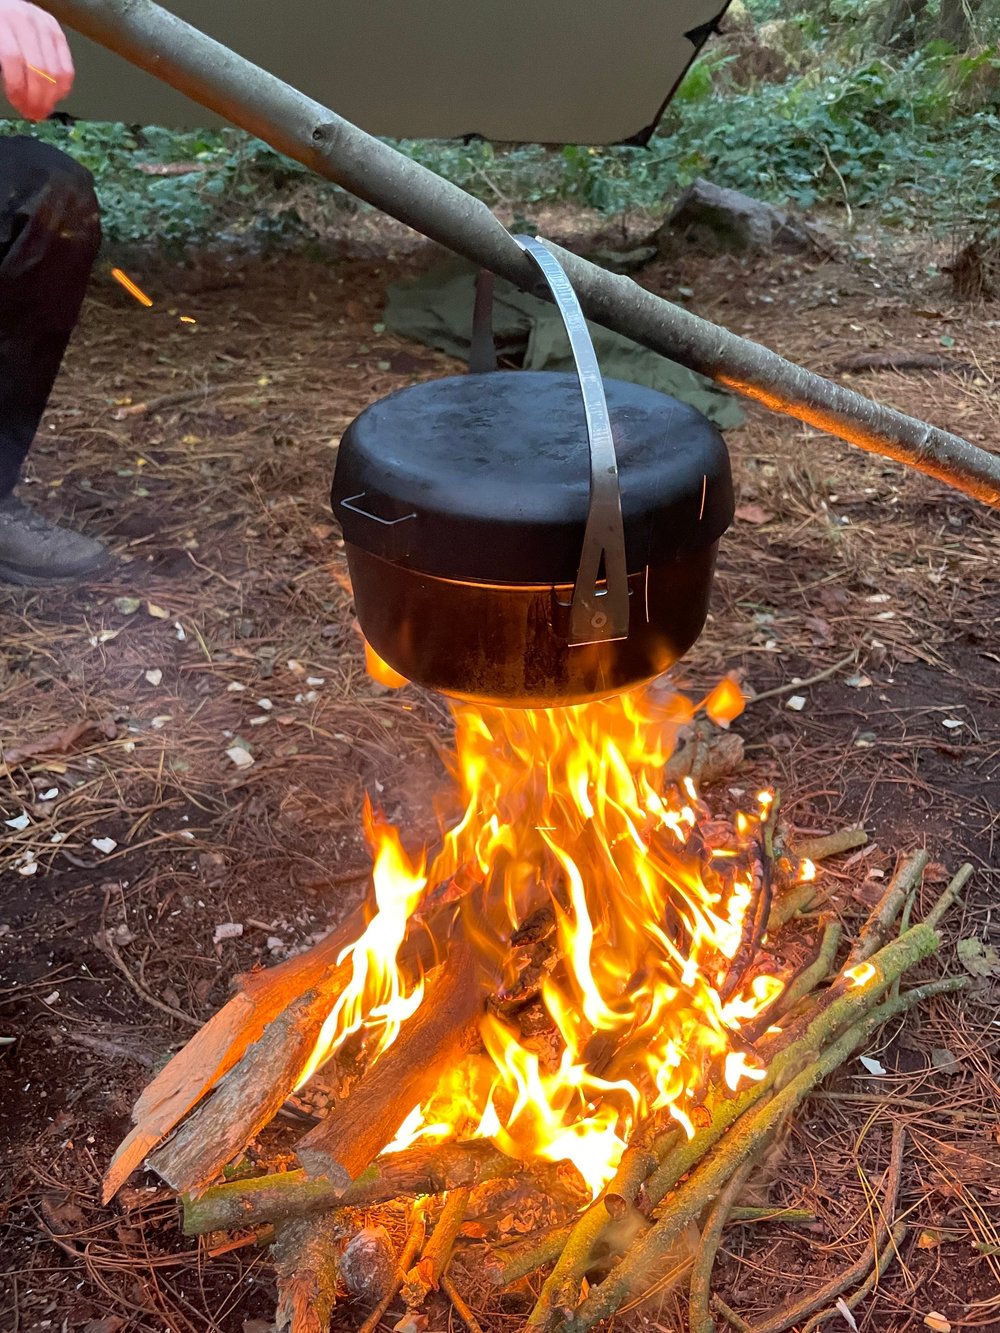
0;0;74;120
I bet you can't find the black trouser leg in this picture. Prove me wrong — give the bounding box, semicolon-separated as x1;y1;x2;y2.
0;136;101;501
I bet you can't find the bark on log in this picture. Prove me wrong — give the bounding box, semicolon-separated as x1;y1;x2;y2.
183;1140;528;1234
37;0;1000;508
295;938;486;1189
148;986;337;1194
103;906;368;1203
272;1212;342;1333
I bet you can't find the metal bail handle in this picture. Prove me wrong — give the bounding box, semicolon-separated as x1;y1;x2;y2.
513;235;630;647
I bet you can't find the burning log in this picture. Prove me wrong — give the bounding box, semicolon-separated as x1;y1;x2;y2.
103;904;369;1201
295;936;487;1189
148;986;347;1194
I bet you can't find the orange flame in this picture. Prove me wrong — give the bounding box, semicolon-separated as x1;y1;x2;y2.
365;640;409;690
302;687;782;1196
703;676;745;727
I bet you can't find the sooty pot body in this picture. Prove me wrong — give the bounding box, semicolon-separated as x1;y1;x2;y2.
332;371;734;708
347;544;719;708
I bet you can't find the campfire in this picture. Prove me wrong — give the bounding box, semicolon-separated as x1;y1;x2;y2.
102;673;969;1333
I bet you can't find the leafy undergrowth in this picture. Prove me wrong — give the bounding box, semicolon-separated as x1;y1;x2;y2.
3;7;1000;254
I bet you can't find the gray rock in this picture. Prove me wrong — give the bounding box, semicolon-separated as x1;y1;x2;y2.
340;1225;397;1304
658;178;817;255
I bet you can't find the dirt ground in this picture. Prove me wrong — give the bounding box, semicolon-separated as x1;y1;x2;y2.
1;209;998;1333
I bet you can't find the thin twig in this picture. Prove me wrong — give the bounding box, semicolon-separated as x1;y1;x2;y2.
41;1028;157;1068
791;828;868;863
817;139;854;229
713;1294;752;1333
744;1121;907;1333
745;651;858;706
357;1203;426;1333
799;1222;907;1333
689;1153;763;1333
96;925;200;1028
846;850;929;967
441;1273;486;1333
923;863;975;930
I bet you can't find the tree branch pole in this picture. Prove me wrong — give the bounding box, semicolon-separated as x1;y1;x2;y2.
40;0;1000;508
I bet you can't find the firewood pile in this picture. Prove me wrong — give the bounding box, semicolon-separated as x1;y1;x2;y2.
100;695;970;1333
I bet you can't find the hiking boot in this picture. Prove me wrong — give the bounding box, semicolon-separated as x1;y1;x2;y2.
0;495;111;586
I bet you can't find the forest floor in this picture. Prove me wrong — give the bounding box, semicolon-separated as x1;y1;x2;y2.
1;206;999;1333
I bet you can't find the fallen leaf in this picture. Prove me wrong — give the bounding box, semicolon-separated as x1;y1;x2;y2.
144;668;163;687
735;503;773;524
930;1048;957;1070
846;672;873;689
135;160;209;176
917;1229;942;1249
88;628;119;646
146;601;170;619
924;1314;951;1333
2;716;117;767
114;596;141;615
226;745;255;769
858;1055;887;1076
835;1296;859;1331
956;937;1000;979
213;922;244;944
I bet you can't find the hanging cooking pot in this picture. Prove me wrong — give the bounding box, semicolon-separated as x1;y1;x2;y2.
331;236;734;708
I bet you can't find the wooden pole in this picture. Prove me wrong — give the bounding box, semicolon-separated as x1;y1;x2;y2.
38;0;1000;507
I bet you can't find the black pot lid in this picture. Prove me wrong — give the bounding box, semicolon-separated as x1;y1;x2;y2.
332;371;734;584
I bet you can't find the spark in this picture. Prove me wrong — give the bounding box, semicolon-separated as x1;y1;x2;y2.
28;64;56;84
111;268;154;308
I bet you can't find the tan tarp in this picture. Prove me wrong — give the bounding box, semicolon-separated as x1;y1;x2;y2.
57;0;729;144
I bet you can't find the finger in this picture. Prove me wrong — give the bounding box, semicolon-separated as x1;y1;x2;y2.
38;13;74;103
2;23;45;119
30;19;64;114
0;44;29;118
20;18;55;119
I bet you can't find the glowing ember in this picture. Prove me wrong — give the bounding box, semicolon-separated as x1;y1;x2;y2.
303;686;788;1196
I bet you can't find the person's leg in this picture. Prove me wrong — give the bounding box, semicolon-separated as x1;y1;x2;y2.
0;134;109;583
